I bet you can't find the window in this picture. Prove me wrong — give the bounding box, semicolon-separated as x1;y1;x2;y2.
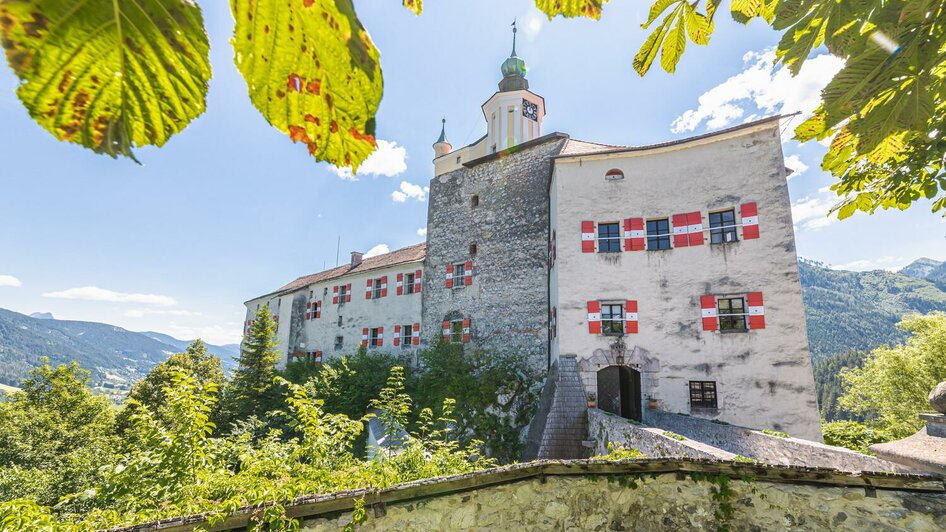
334;336;344;350
717;297;747;331
709;210;738;244
452;262;466;289
405;272;416;294
450;320;464;344
338;284;348;304
469;242;477;256
601;303;624;335
369;328;381;348
337;315;343;327
456;155;461;164
371;278;383;299
471;194;479;208
690;381;718;409
605;169;624;181
401;324;413;348
646;219;671;250
597;222;621;253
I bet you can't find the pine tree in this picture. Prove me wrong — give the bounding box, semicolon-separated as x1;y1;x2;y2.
220;305;281;428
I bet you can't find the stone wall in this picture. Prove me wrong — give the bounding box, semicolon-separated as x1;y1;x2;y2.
591;408;914;473
422;135;567;368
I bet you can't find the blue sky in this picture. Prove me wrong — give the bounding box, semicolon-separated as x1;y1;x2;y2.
1;0;943;344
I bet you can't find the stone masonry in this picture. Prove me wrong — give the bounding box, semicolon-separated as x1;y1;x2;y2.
422;135;568;367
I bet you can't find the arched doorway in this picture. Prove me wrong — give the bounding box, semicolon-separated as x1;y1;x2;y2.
597;366;642;422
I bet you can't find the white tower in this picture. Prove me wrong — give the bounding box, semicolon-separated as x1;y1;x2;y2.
482;22;545;153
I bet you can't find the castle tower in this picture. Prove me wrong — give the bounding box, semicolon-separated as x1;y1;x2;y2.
432;118;452;158
482;22;545;153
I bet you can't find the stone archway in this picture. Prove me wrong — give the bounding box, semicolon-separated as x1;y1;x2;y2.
597;365;642;422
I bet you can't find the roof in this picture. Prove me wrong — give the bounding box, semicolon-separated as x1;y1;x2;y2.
246;243;426;303
554;115;789;160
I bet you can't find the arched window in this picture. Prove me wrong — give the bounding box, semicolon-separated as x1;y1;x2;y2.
605;169;625;181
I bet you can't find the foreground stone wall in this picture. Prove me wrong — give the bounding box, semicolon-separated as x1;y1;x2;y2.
298;463;946;532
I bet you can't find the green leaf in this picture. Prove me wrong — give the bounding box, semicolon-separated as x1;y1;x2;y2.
402;0;422;15
230;0;382;172
534;0;608;20
684;6;713;45
634;7;676;75
660;12;687;73
643;0;679;28
731;0;777;24
836;200;858;219
0;0;211;160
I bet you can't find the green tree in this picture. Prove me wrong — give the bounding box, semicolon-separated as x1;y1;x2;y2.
219;305;281;429
0;359;116;508
821;420;889;454
117;339;225;434
536;0;946;217
837;312;946;438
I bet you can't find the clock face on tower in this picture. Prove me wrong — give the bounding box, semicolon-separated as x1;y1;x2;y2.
522;99;538;121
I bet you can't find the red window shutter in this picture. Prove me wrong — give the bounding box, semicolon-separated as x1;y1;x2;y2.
687;211;704;246
345;284;352;302
623;218;644;251
741;202;760;239
332;285;339;304
464;260;473;286
446;263;454;289
700;295;719;331
587;301;602;334
306;301;311;309
393;325;401;346
462;319;471;343
315;301;321;319
361;327;369;347
747;292;766;329
396;273;404;296
381;275;388;297
581;221;595;253
306;312;311;320
625;300;639;334
442;321;451;343
413;322;421;345
366;279;373;300
377;326;384;346
415;269;422;293
672;213;689;248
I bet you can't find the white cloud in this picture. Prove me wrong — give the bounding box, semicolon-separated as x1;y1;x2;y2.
417;227;427;237
672;50;845;134
391;181;429;203
163;323;242;346
522;10;544;41
833;256;910;272
0;275;22;287
43;286;177;306
124;309;203;318
791;188;840;231
329;140;407;180
784;154;809;179
364;244;390;258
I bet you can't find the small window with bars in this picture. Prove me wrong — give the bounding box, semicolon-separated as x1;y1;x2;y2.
709;210;738;244
647;218;671;250
452;262;466;289
601;303;624;335
718;297;747;331
334;336;344;350
405;272;416;294
401;324;413;348
689;381;718;409
450;320;464;344
597;222;621;253
338;285;348;304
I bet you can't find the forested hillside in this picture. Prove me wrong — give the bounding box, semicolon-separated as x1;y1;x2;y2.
0;308;235;387
799;259;946;359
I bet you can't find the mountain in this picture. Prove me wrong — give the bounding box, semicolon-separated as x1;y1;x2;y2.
29;312;54;320
899;257;946;291
141;331;241;366
0;308;239;387
799;259;946;359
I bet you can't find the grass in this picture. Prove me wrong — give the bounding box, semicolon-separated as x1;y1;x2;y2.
762;428;790;439
662;431;686;441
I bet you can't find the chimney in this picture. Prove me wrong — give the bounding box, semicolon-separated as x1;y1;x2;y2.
350;251;364;268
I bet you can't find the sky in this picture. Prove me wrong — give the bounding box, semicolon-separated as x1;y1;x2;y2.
1;1;943;345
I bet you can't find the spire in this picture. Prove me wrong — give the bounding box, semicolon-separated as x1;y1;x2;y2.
432;117;452;158
499;21;528;92
511;19;517;57
436;117;448;144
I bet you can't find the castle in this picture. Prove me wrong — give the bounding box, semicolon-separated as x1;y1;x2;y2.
244;29;823;444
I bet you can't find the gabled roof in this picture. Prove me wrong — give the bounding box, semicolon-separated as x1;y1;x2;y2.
246;243;426;303
554;115;788;160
